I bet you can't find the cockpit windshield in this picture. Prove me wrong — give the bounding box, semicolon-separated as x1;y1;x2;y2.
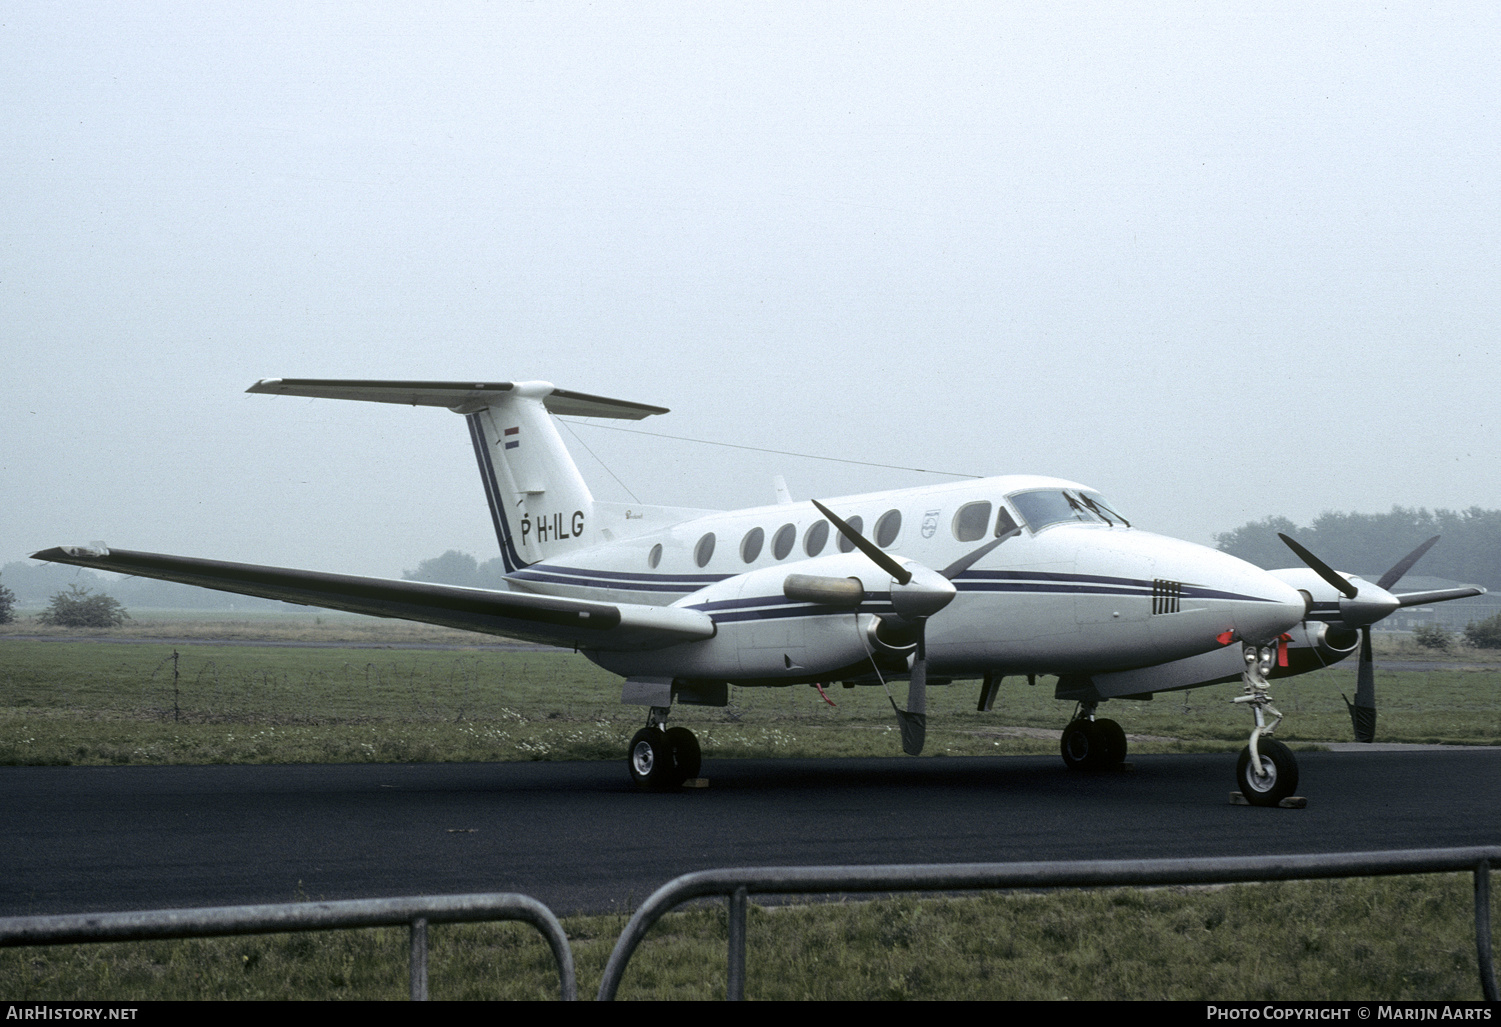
1009;489;1131;532
1080;491;1129;527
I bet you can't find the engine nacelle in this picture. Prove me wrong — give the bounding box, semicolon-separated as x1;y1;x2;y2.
1274;621;1361;676
865;615;918;656
1311;622;1361;660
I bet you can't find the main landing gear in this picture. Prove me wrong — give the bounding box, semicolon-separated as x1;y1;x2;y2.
1232;645;1300;806
628;706;701;790
1060;703;1128;771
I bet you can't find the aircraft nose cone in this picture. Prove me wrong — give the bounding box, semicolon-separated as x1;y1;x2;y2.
1235;572;1309;642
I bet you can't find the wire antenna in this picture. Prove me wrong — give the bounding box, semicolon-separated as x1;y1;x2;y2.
558;418;983;479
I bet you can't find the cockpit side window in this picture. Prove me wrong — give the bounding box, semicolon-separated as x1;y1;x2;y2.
994;504;1020;538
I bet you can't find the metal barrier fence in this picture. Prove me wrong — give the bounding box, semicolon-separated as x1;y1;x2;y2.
3;848;1495;1001
597;846;1500;1001
0;892;576;1001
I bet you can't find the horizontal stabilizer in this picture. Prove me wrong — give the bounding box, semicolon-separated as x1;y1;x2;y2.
247;379;668;420
30;547;713;652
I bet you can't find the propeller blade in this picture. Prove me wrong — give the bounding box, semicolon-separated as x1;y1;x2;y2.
1376;535;1440;591
1278;533;1358;599
939;528;1020;581
812;500;910;584
896;630;928;755
1345;626;1377;743
812;498;1008;758
895;708;926;755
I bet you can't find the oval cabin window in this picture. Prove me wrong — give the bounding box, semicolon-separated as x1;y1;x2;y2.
804;520;829;557
772;524;796;560
740;527;764;563
836;515;864;553
874;509;902;548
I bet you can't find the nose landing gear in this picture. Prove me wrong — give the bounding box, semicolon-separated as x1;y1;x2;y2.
1231;645;1301;807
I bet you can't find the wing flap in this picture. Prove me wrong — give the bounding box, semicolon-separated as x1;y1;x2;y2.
29;547;713;651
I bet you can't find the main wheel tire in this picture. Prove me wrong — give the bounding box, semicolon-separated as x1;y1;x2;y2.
628;727;674;790
1060;719;1105;771
1236;739;1299;807
1095;718;1127;766
664;726;701;784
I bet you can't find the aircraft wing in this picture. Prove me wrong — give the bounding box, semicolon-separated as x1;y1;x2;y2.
1394;587;1486;607
28;547;715;652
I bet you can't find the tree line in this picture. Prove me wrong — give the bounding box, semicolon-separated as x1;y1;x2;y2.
1213;506;1501;591
402;550;512;590
0;560;292;611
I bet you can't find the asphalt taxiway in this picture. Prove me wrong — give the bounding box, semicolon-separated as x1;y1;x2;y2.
2;749;1497;918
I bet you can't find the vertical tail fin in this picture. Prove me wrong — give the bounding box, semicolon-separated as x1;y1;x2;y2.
247;377;669;572
463;383;599;570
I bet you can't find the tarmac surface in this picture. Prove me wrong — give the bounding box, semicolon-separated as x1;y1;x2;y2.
3;747;1497;919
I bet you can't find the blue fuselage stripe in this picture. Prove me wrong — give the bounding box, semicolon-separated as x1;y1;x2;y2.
467;413;529;573
511;564;729;585
511;573;708;593
507;563;1284;617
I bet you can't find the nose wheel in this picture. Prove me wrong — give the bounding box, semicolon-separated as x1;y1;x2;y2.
1235;738;1298;805
627;710;701;790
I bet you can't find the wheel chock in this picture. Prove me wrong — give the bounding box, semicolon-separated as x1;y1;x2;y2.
1230;792;1307;808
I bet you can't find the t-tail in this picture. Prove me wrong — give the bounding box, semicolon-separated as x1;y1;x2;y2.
246;378;668;571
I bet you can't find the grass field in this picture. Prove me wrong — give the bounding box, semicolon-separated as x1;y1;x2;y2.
1;616;1497;767
1;616;1496;1000
2;875;1492;1000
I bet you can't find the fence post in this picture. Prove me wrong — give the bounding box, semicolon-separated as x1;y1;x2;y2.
1476;861;1497;1002
410;916;428;1001
727;886;748;1001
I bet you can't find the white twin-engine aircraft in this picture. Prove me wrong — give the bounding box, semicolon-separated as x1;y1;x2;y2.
36;379;1485;805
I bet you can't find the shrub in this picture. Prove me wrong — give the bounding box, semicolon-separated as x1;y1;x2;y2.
1410;623;1452;651
0;573;14;624
1462;612;1501;649
37;585;130;628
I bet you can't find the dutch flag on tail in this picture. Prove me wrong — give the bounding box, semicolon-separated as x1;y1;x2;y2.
504;426;519;450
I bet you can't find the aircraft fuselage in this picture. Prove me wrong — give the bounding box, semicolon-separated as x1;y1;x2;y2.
501;475;1308;685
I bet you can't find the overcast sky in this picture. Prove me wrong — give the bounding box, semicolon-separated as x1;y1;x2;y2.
3;3;1497;579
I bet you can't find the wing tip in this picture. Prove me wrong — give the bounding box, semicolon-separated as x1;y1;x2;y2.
32;543;111;562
